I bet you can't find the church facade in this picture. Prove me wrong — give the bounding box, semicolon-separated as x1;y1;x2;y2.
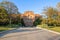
21;11;41;27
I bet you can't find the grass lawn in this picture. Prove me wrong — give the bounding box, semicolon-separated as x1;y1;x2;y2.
44;27;60;32
0;24;21;32
37;25;60;32
0;27;13;32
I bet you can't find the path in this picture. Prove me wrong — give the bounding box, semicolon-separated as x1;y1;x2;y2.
0;27;60;40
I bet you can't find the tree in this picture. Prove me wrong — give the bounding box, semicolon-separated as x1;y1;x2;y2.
34;18;42;26
10;14;21;24
56;2;60;26
0;6;8;25
0;1;18;14
0;1;19;27
43;7;58;26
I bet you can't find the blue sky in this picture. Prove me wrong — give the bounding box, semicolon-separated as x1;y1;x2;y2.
0;0;60;14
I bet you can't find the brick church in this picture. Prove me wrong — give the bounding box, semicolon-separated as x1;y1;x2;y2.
21;11;41;27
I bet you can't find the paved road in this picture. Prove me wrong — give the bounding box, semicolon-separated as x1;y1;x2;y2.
0;27;60;40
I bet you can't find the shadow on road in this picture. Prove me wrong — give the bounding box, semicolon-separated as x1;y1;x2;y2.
0;27;41;38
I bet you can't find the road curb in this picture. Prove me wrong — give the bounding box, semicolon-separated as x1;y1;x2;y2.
0;27;36;34
36;27;60;35
0;28;17;34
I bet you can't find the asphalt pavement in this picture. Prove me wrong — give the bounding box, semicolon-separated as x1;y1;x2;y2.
0;27;60;40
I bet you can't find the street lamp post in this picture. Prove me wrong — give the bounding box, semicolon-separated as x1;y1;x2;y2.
3;0;12;27
9;2;12;27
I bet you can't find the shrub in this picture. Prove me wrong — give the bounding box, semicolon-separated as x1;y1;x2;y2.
37;24;48;28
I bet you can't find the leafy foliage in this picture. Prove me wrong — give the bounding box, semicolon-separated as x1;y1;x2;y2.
43;6;60;26
34;18;42;26
0;6;8;25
